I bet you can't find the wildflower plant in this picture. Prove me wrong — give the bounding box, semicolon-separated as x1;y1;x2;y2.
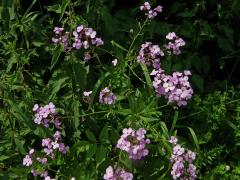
3;0;240;179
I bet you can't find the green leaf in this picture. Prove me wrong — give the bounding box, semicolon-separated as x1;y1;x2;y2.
46;4;61;14
50;45;63;70
86;144;97;160
23;0;37;17
191;74;204;92
0;153;17;161
140;64;154;94
109;128;119;145
110;40;128;52
88;72;110;108
187;127;200;152
177;10;195;17
99;125;108;143
48;76;69;100
96;145;107;168
6;54;17;73
71;141;91;155
72;99;80;130
14;138;26;155
34;126;51;137
60;0;68;21
71;61;88;91
159;121;170;139
86;130;97;143
170;111;179;135
119;151;132;170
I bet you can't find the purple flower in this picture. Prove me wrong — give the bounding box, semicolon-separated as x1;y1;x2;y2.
170;136;197;179
24;103;68;179
54;119;61;129
116;128;150;160
31;169;37;176
84;51;92;61
151;68;193;107
37;157;48;164
140;2;163;19
112;59;118;66
154;5;163;13
140;2;151;11
166;32;176;40
53;131;61;141
33;102;61;128
52;27;70;51
23;155;32;166
137;42;164;69
169;136;178;145
99;87;117;105
188;164;197;179
103;166;133;180
83;91;92;97
184;150;196;163
42;138;52;148
33;104;39;111
165;32;186;55
72;25;104;51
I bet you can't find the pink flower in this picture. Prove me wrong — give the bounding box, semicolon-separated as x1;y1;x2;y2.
170;136;197;179
83;91;92;97
165;33;186;55
112;59;118;66
103;166;133;180
140;2;163;19
137;42;164;69
33;104;39;111
52;27;70;51
99;87;117;105
169;136;178;145
151;68;193;107
166;32;177;40
116;128;150;160
84;51;92;61
31;169;37;176
23;155;32;166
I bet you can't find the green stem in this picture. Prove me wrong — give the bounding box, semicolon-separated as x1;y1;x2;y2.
177;98;240;120
126;19;149;58
61;110;111;119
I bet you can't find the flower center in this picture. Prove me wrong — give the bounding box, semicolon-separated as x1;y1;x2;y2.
127;135;139;145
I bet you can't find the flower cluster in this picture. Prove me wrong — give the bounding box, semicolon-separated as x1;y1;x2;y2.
52;25;104;60
99;87;117;105
116;128;150;160
23;149;34;166
165;32;186;55
137;42;164;69
72;25;103;50
151;69;193;107
32;170;55;180
33;102;61;129
23;103;69;179
23;148;54;180
42;131;69;157
140;2;163;19
169;136;197;180
52;27;70;51
103;166;133;180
